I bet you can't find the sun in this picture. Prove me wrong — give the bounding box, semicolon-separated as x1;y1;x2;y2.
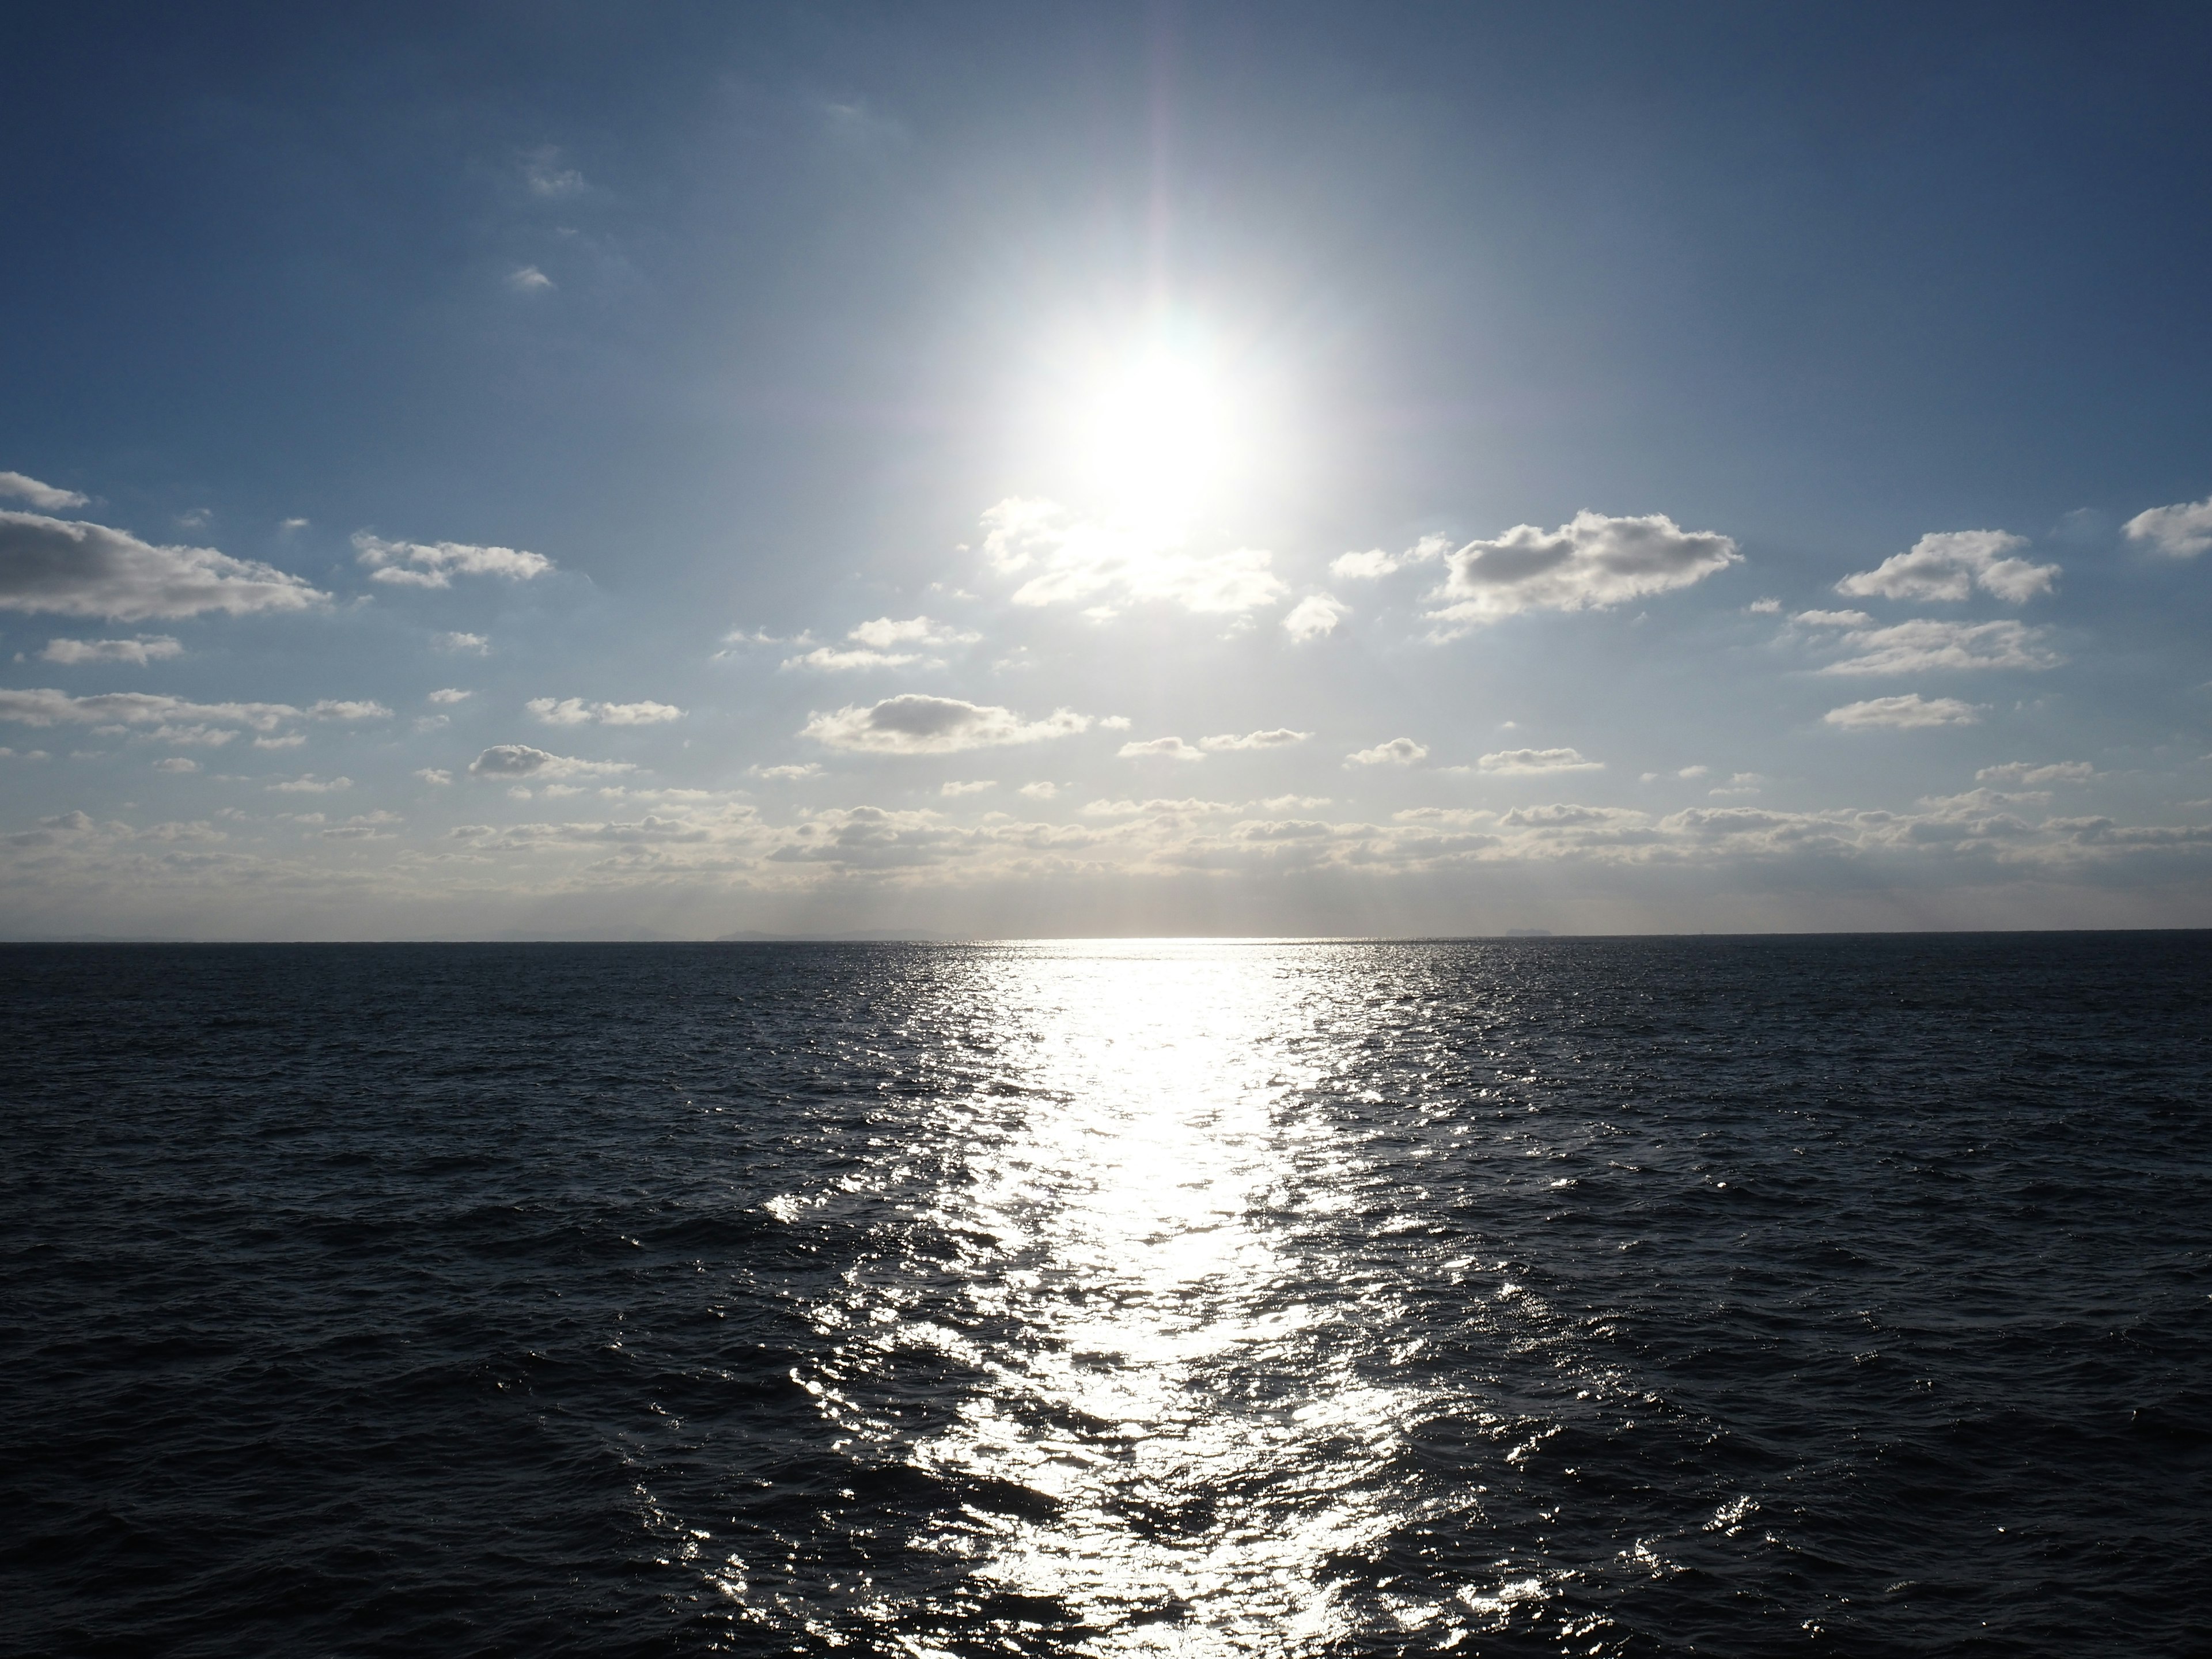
1075;340;1235;527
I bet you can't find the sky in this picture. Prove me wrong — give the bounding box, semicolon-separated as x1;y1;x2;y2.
4;1;2211;940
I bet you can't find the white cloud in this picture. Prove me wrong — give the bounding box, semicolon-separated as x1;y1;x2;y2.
354;532;551;589
427;687;472;704
268;774;351;793
526;696;683;726
751;762;823;781
781;646;916;672
1;510;326;620
437;632;491;654
1282;593;1350;641
1819;619;2062;676
1976;760;2094;786
1018;781;1062;800
802;694;1090;755
0;472;89;510
253;733;305;749
1791;609;1874;627
1426;512;1740;627
508;265;555;293
979;497;1286;616
308;699;392;721
941;779;997;796
153;756;199;774
1347;737;1427;767
1330;535;1449;581
521;146;587;198
783;615;979;671
1081;798;1237;818
1119;737;1206;762
0;687;301;734
39;635;183;666
1745;597;1781;613
1478;747;1603;774
278;517;309;535
2123;497;2212;559
1836;531;2058;604
1200;729;1311;752
847;615;978;650
415;767;453;785
467;745;635;779
1678;766;1710;778
1823;695;1985;729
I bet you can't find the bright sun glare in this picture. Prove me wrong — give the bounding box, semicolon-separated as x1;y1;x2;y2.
1075;343;1236;525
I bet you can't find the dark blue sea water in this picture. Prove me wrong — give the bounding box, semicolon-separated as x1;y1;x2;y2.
3;935;2208;1657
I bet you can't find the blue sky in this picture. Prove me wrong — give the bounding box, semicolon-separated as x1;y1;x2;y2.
4;2;2210;938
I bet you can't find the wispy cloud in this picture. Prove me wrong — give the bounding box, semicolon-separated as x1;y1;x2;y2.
526;696;684;726
1823;694;1984;729
979;498;1286;616
39;635;183;666
1477;747;1601;774
1817;618;2062;676
0;471;89;510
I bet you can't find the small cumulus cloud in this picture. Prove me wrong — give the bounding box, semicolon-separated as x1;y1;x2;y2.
267;774;351;793
1823;694;1984;730
1200;729;1311;752
1282;593;1350;641
803;694;1090;755
278;517;310;535
1347;737;1427;767
1119;737;1206;762
751;762;823;781
1791;609;1874;628
415;767;453;785
1745;597;1782;613
427;687;472;705
2123;496;2212;559
0;471;89;511
467;744;635;779
1;511;327;620
1018;781;1062;800
1426;512;1740;629
1478;747;1602;775
39;635;183;666
152;756;199;773
437;631;491;654
354;533;551;589
1836;531;2058;604
507;265;556;293
526;696;684;726
941;779;997;796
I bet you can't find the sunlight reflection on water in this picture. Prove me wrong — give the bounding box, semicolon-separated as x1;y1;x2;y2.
793;942;1460;1652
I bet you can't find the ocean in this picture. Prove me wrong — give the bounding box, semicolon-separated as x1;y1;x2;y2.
2;935;2207;1656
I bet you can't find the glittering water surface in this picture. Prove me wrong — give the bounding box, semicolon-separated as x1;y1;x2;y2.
3;936;2209;1657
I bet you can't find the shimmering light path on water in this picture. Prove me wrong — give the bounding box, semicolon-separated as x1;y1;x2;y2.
3;936;2209;1656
